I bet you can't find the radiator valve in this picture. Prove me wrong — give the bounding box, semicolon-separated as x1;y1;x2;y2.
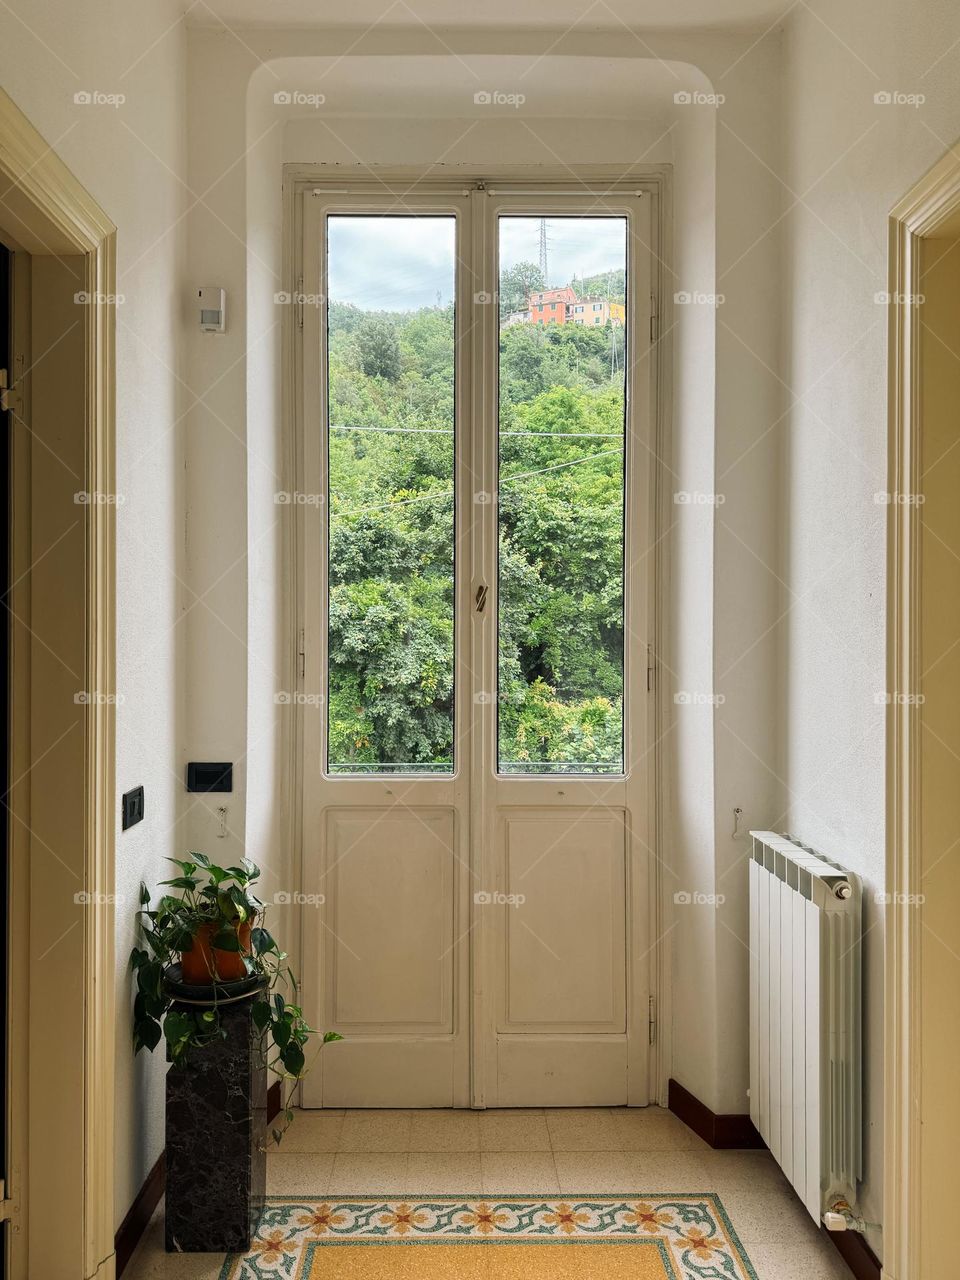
823;1199;866;1233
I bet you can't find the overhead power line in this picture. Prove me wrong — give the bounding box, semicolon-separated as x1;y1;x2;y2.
331;445;623;520
329;423;622;440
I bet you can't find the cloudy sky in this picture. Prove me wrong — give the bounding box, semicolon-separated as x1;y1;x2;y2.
327;214;626;311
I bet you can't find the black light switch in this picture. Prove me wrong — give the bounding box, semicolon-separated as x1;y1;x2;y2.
122;785;145;830
186;761;233;793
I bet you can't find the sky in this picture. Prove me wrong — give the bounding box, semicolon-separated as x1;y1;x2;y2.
327;214;627;311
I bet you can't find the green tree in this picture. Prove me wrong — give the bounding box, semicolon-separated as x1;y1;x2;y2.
355;316;401;380
499;260;544;319
324;261;627;773
571;266;626;304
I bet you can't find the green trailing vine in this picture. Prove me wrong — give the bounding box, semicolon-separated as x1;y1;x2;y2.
130;852;341;1142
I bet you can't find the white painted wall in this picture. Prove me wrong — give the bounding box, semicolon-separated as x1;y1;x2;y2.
182;30;249;870
0;0;187;1226
779;0;960;1258
666;45;784;1117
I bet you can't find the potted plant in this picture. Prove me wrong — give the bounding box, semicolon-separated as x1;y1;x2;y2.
130;851;340;1141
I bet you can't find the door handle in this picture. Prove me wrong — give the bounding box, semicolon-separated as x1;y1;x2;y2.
475;584;488;614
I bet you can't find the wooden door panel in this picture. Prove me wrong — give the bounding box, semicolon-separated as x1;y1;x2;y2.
324;807;455;1033
500;811;626;1032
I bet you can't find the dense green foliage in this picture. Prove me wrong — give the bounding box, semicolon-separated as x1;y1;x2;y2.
326;281;626;774
571;266;626;304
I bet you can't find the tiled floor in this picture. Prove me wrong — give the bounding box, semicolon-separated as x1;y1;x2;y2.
125;1107;853;1279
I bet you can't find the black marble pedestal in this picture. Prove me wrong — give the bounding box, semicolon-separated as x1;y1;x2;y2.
164;995;267;1253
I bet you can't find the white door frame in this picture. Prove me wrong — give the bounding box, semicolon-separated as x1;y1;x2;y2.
0;88;117;1279
283;165;670;1108
885;147;960;1280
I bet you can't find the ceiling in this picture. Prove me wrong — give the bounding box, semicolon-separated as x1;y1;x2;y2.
187;0;786;32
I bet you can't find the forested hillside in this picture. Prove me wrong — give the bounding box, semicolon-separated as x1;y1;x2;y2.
326;280;626;774
570;266;626;304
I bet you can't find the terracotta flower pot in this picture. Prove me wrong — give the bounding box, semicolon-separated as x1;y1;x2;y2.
180;917;254;984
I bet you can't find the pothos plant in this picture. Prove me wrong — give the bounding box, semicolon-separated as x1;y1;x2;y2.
130;852;340;1141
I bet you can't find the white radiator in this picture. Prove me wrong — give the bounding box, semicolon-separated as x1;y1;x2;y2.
748;831;862;1223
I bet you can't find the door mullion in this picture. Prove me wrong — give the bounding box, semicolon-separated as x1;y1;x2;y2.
468;185;499;1108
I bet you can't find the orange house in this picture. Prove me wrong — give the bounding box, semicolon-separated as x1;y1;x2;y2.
528;286;575;324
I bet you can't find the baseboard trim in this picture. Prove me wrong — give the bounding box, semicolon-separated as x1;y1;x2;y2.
267;1079;282;1123
822;1225;882;1280
667;1079;765;1150
667;1082;880;1278
115;1150;165;1277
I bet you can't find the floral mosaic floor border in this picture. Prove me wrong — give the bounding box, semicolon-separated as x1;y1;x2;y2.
217;1194;759;1280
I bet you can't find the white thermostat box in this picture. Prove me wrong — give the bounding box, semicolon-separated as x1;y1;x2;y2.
198;286;225;332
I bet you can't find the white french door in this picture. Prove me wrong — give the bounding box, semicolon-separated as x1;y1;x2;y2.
296;178;657;1109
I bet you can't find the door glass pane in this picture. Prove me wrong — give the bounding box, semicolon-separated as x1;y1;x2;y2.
497;216;627;775
325;215;456;774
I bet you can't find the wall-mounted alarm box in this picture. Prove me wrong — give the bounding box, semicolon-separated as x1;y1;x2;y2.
199;286;225;332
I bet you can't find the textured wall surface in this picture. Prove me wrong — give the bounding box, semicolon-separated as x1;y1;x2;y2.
780;0;960;1257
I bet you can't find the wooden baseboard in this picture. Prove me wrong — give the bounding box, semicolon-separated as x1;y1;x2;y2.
668;1081;880;1279
116;1091;877;1280
667;1079;765;1149
267;1079;282;1123
115;1150;165;1277
822;1225;882;1280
